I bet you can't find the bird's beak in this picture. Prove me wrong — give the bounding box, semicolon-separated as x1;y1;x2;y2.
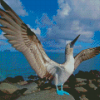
70;34;80;48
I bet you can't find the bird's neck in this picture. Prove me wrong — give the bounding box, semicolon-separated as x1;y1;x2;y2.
64;54;74;74
65;48;74;61
65;54;74;64
64;48;74;73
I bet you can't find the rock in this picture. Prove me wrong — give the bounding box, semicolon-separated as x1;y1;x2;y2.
28;75;39;80
14;76;24;82
17;81;28;85
86;89;100;100
88;80;97;90
80;94;86;98
76;78;87;83
79;94;89;100
35;78;47;87
39;83;53;90
63;88;80;100
16;82;38;95
90;70;100;79
75;71;90;79
66;74;76;88
4;77;15;83
97;79;100;83
89;83;97;90
27;80;34;83
0;90;6;96
75;82;87;87
80;97;89;100
95;87;100;96
97;84;100;87
44;86;51;90
0;88;27;100
92;79;96;82
16;89;75;100
0;83;19;94
75;70;100;79
3;76;24;83
75;87;87;93
63;84;70;88
67;74;75;83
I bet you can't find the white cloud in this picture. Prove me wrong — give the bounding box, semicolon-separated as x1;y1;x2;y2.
0;41;8;45
66;40;71;44
35;14;53;28
17;0;100;53
0;0;100;52
41;14;53;26
46;18;93;43
71;0;100;19
74;45;82;49
3;0;28;16
0;32;6;40
27;24;41;35
70;20;93;42
57;0;71;17
45;49;65;53
44;0;96;44
31;28;41;35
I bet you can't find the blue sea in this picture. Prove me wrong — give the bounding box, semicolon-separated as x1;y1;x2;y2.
0;51;100;81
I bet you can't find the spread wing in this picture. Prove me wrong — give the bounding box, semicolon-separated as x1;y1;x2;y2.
0;0;59;79
74;47;100;70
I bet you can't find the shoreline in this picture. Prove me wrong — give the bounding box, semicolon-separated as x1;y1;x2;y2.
0;70;100;100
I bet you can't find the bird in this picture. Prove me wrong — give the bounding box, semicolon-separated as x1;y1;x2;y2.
0;0;100;96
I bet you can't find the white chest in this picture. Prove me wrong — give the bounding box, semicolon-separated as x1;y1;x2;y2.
65;56;74;74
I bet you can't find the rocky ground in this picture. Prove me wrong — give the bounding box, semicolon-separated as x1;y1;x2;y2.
0;70;100;100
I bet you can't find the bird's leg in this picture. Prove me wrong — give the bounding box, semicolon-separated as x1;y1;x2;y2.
61;85;70;95
61;85;63;91
56;85;64;95
55;73;64;95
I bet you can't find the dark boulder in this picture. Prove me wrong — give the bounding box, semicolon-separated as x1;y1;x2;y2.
3;77;15;83
66;74;76;88
3;76;24;83
14;76;24;82
0;88;27;100
28;75;39;80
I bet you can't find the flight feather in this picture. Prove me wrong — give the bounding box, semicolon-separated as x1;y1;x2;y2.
0;0;59;79
74;47;100;70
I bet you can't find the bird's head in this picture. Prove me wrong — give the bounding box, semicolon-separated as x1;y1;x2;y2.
65;34;80;55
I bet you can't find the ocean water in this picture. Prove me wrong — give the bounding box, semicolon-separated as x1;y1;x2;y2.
0;51;100;81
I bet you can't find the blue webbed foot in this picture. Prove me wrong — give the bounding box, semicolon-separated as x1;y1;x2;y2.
56;85;70;95
57;90;64;95
63;91;70;95
56;90;70;95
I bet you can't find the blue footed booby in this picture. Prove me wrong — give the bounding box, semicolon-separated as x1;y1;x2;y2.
0;0;100;96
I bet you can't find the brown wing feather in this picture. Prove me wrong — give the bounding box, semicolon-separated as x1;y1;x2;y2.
74;47;100;70
0;0;58;79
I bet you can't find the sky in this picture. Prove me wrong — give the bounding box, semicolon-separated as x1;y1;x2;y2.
0;0;100;53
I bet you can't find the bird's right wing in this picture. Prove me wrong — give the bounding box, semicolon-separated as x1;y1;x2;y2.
74;47;100;70
0;0;59;79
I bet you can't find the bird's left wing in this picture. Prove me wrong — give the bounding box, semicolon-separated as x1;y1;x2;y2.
74;47;100;70
0;0;59;79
